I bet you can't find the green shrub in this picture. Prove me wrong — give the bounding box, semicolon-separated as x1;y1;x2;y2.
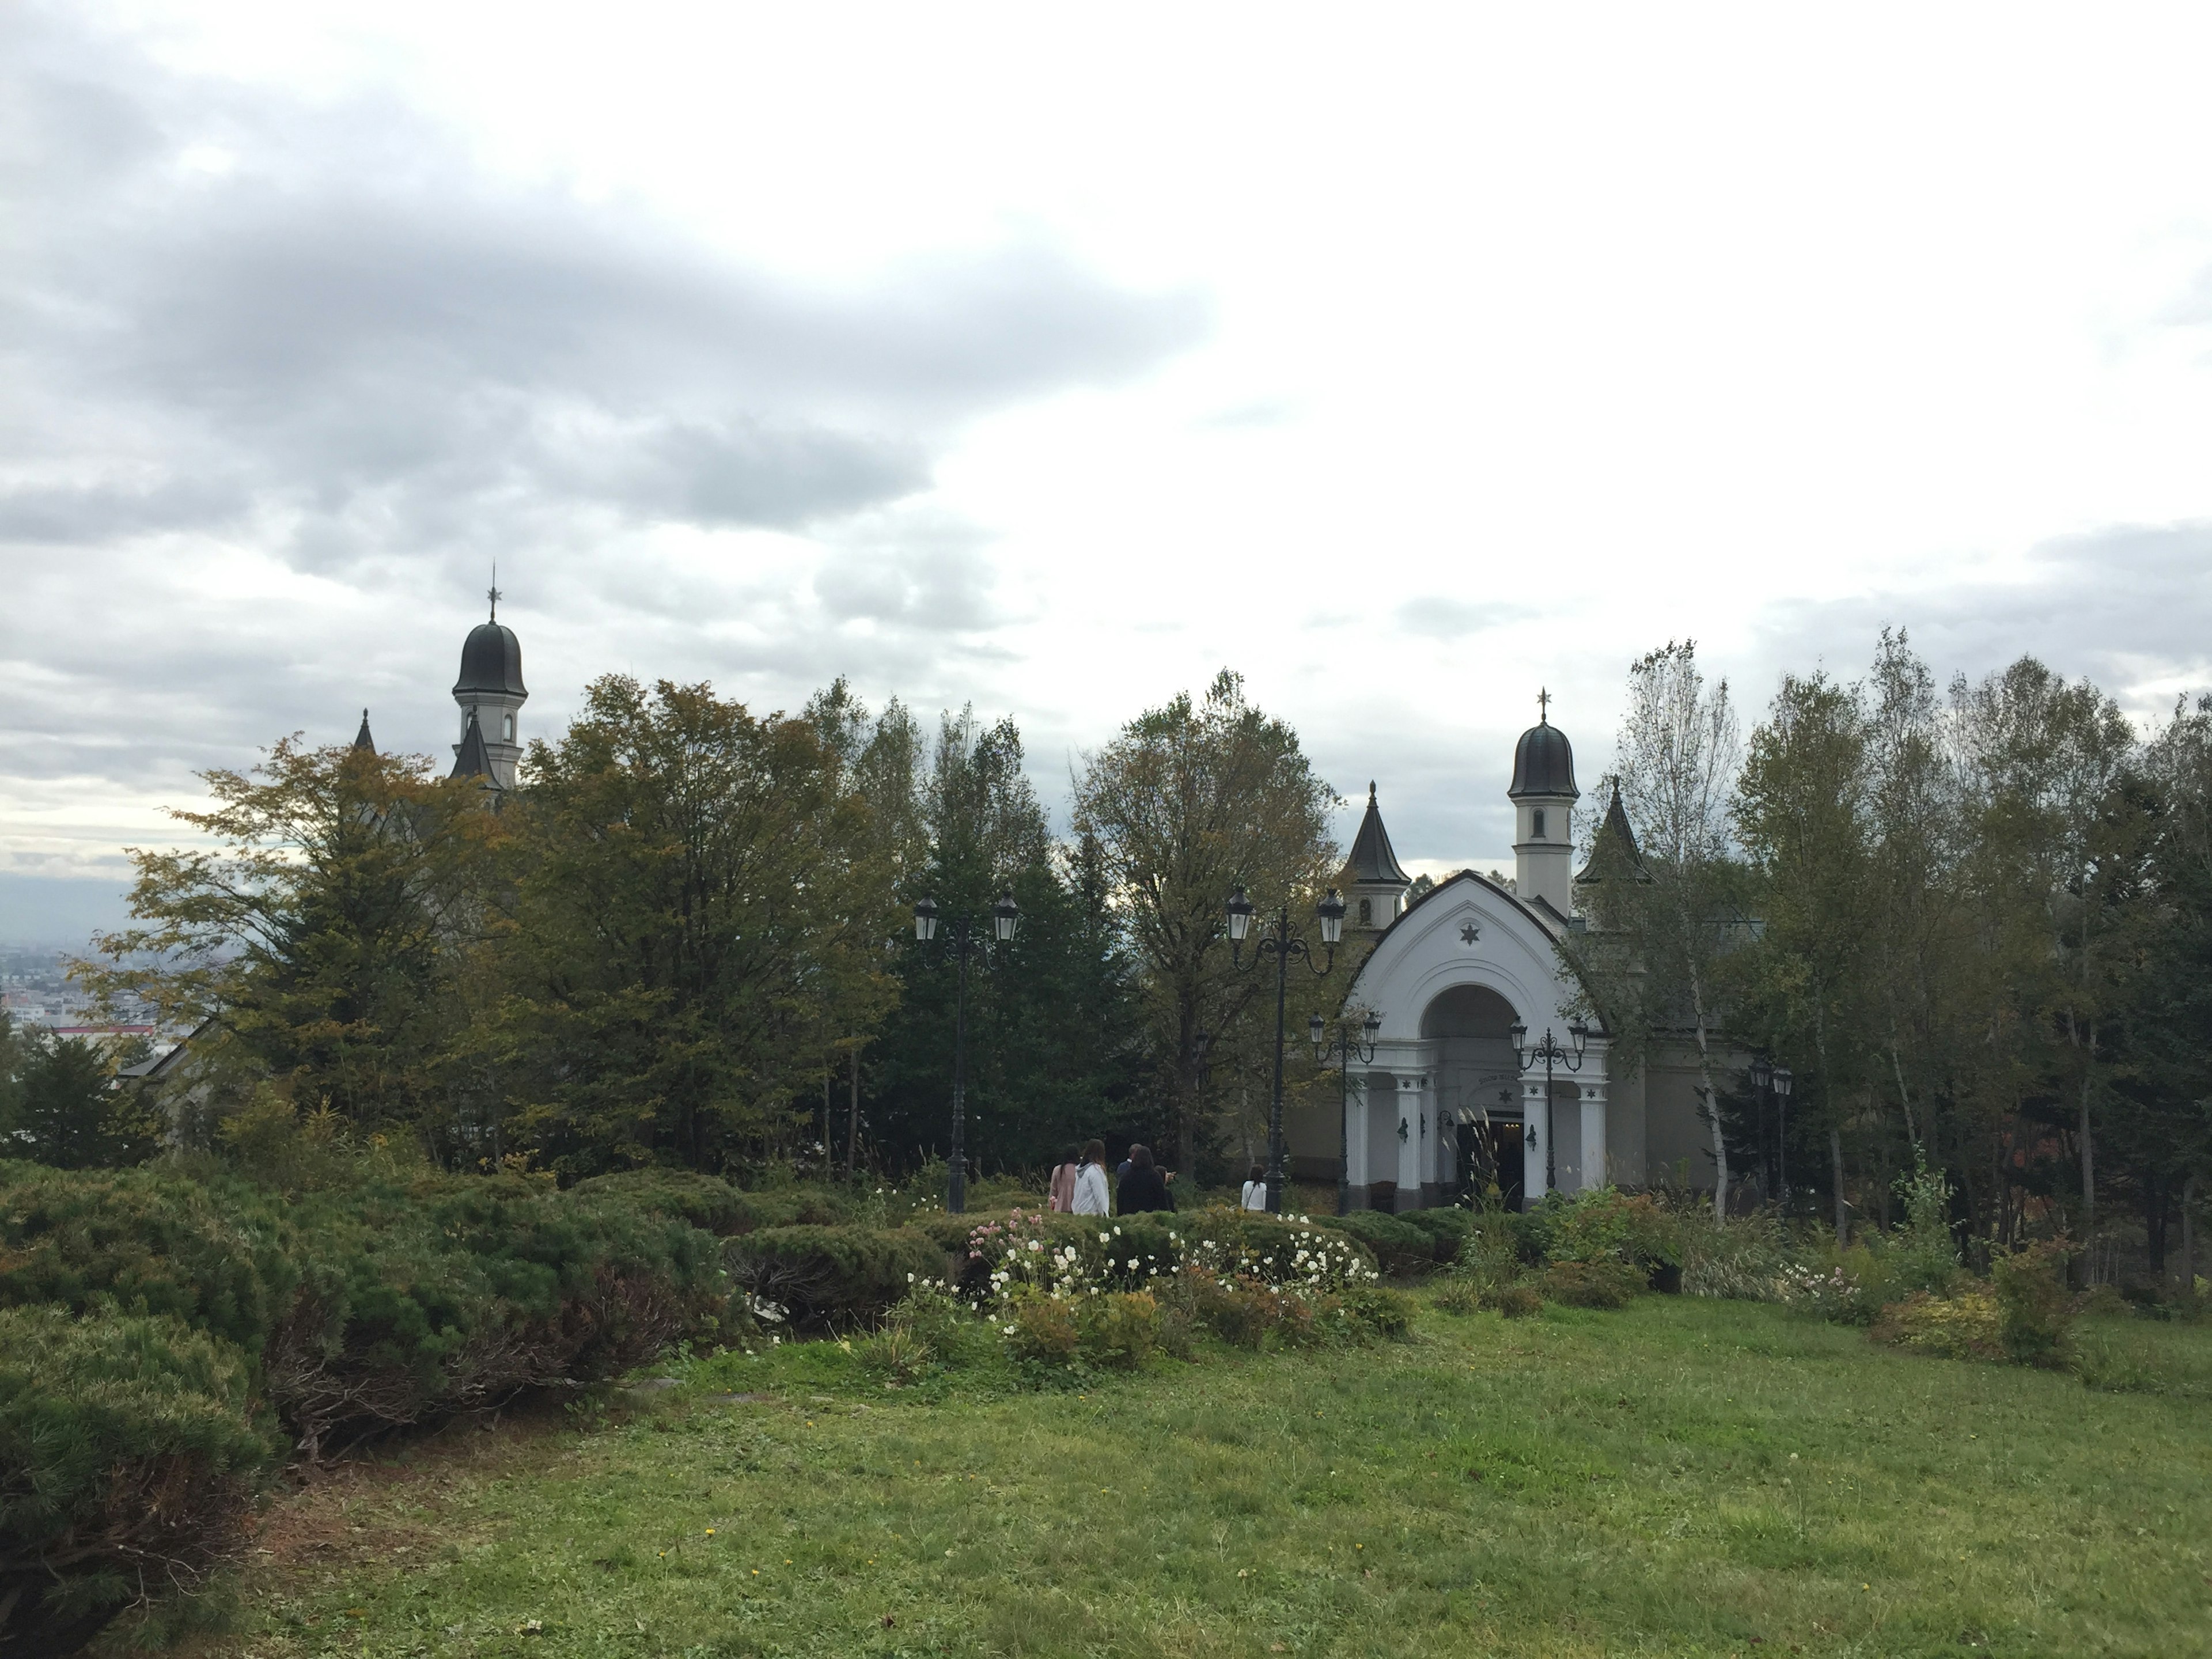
1397;1207;1478;1263
1338;1284;1417;1339
1432;1279;1484;1316
1003;1289;1080;1362
567;1168;760;1234
1318;1210;1437;1277
1491;1283;1544;1318
1524;1187;1681;1271
1681;1211;1798;1302
723;1224;946;1330
1166;1268;1320;1350
1992;1238;2076;1368
1077;1291;1160;1369
0;1307;279;1658
1538;1259;1646;1309
0;1161;299;1357
1870;1290;2002;1360
272;1171;728;1456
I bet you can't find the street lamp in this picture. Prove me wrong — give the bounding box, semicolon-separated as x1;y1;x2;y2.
1310;1010;1382;1215
1225;884;1346;1213
1751;1057;1773;1207
1509;1018;1588;1200
1772;1065;1794;1215
911;889;1020;1214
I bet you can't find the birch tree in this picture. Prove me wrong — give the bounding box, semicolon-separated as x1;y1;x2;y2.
1592;642;1743;1222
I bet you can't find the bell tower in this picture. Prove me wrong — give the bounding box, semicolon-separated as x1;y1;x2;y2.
452;582;527;790
1508;691;1579;920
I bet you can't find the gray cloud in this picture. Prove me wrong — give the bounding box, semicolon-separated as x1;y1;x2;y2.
0;10;1206;565
0;7;1209;939
1754;521;2212;716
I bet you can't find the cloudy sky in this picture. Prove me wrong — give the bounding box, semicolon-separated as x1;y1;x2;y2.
7;3;2212;943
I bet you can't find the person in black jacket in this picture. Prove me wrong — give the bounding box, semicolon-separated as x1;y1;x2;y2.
1118;1143;1176;1213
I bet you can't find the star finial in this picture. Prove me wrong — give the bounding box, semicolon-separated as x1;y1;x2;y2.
1537;687;1551;724
488;560;501;621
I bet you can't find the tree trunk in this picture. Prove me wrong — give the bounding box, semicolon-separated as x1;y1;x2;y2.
2077;1070;2095;1234
1831;1126;1848;1243
2182;1172;2199;1298
2145;1169;2168;1274
846;1046;861;1178
1684;957;1727;1229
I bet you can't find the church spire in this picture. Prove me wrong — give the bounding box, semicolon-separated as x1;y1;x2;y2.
1340;781;1412;934
353;709;376;753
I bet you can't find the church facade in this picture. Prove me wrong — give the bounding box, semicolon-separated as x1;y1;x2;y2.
1284;712;1722;1211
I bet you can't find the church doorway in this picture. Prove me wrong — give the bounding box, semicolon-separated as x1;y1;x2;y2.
1460;1118;1525;1209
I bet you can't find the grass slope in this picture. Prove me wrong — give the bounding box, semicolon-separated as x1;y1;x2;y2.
190;1298;2212;1659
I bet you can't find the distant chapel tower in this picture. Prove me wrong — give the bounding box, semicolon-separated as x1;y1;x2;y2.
452;588;527;790
1508;692;1578;921
1340;782;1412;935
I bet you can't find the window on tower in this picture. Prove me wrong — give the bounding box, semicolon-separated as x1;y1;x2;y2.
1532;808;1547;839
503;713;514;741
1359;897;1373;925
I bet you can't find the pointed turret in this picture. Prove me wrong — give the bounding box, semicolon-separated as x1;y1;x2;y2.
1339;782;1412;934
353;709;376;753
451;706;495;785
1575;780;1647;886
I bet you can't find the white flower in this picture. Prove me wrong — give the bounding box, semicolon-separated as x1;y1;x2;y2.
1099;1232;1111;1243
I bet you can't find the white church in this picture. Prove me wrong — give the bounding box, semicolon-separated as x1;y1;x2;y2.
1285;711;1719;1211
366;604;1718;1211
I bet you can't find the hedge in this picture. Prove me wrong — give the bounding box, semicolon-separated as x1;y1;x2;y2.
566;1171;855;1236
270;1172;730;1456
0;1306;279;1659
0;1161;298;1357
1;1163;732;1461
723;1225;949;1328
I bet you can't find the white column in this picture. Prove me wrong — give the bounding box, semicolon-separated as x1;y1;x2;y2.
1396;1075;1426;1210
1523;1078;1552;1198
1578;1081;1608;1191
1345;1071;1372;1194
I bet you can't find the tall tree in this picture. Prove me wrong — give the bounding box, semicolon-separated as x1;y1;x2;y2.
864;708;1142;1175
1953;657;2145;1238
1732;668;1874;1233
1578;642;1744;1221
1071;671;1340;1179
80;735;501;1136
492;676;900;1176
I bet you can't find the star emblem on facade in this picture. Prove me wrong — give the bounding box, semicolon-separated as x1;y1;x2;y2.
1459;922;1480;944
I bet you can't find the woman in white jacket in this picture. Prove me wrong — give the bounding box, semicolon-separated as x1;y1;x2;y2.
1071;1138;1111;1215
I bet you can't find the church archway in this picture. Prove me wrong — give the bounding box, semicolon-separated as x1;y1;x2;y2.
1419;983;1518;1039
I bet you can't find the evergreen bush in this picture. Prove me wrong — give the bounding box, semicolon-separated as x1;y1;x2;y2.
723;1225;946;1328
0;1306;278;1658
0;1161;298;1357
1317;1211;1436;1277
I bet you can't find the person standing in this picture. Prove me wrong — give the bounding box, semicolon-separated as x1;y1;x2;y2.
1118;1145;1176;1214
1071;1139;1111;1216
1048;1144;1081;1213
1240;1163;1268;1211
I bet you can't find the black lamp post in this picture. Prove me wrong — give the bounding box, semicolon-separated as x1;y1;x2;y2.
1226;884;1346;1213
1509;1018;1588;1199
1309;1010;1382;1215
1747;1059;1795;1211
1751;1057;1773;1205
911;890;1020;1214
1773;1064;1794;1214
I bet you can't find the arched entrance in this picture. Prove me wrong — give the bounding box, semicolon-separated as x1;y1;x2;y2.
1421;984;1525;1207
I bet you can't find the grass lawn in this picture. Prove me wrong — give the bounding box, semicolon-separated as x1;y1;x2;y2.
185;1297;2212;1659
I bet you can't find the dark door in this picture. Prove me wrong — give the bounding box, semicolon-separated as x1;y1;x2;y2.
1459;1120;1525;1210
